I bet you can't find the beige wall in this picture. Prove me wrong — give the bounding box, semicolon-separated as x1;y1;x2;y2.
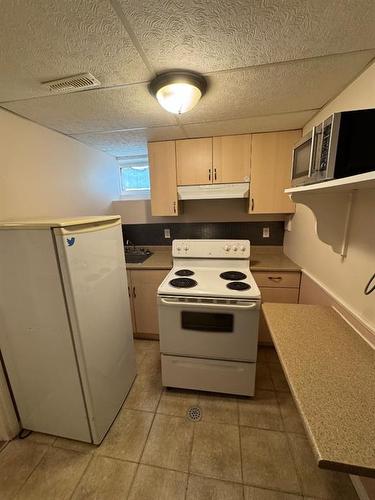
112;198;288;224
0;108;119;220
284;61;375;329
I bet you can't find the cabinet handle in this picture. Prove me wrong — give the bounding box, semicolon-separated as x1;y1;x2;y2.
128;286;130;297
268;277;282;282
132;286;136;298
208;169;211;181
173;201;177;213
214;168;217;181
251;198;254;211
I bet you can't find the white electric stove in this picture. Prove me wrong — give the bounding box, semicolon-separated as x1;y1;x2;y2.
157;239;261;396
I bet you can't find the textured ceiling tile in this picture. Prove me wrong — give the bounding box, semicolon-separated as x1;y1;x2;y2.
179;51;375;124
182;110;318;138
0;0;151;102
2;85;177;134
119;0;375;73
71;126;186;156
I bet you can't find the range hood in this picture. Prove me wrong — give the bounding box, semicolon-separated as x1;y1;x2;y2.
178;183;249;200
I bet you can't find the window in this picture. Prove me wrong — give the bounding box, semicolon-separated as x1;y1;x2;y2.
118;156;150;199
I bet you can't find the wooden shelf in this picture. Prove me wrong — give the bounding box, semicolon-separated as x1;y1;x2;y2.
285;171;375;194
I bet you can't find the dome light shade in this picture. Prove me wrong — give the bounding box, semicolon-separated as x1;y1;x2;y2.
149;71;207;114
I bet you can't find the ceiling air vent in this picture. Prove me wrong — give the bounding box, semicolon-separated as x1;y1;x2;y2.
41;73;101;94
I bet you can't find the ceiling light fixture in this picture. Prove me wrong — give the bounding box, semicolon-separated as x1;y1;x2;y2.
149;71;207;114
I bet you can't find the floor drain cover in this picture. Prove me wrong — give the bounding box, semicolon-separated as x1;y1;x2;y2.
187;406;202;421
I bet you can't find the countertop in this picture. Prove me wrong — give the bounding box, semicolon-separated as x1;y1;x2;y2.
262;303;375;477
125;245;300;272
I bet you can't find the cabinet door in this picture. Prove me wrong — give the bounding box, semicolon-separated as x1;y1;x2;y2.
148;141;178;216
213;135;251;183
176;138;212;185
126;270;136;334
131;270;169;338
249;130;301;214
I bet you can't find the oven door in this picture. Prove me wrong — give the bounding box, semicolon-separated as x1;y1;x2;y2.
158;296;260;362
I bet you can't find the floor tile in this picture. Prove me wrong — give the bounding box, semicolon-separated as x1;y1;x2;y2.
255;363;274;391
98;408;153;462
277;393;305;435
287;433;359;500
244;485;303;499
53;437;97;454
190;421;242;482
157;388;199;417
187;474;244;499
71;456;137;499
269;363;290;392
257;347;279;364
137;350;161;376
141;414;194;472
15;447;91;500
124;372;162;412
239;390;283;431
199;393;239;425
128;464;187;500
0;440;48;500
134;339;160;352
241;427;300;494
27;432;56;446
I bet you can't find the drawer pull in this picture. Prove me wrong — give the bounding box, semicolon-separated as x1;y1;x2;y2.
268;276;282;282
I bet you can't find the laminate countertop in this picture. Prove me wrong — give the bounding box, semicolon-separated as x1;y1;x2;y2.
125;246;300;272
262;303;375;477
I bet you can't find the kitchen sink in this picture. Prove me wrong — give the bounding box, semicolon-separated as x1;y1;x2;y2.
125;251;153;264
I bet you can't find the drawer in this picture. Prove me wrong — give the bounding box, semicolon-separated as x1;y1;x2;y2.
259;287;299;304
253;271;300;288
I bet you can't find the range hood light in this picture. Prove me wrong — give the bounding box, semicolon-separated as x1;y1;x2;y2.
149;71;207;114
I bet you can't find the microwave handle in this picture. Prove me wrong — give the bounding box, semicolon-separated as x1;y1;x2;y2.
307;126;317;177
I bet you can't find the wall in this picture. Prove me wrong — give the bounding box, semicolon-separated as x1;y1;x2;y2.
284;61;375;331
112;198;288;224
0;108;119;220
0;108;120;440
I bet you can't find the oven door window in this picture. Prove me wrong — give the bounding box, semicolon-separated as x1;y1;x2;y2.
181;311;234;332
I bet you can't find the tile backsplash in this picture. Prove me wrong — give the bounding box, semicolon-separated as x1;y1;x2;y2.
122;221;284;246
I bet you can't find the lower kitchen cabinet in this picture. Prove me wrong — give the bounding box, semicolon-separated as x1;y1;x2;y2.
127;269;169;340
253;271;301;344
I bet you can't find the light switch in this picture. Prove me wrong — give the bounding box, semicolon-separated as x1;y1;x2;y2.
262;227;270;238
164;228;171;239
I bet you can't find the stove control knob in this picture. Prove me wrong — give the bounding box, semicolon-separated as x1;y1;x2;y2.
184;246;189;252
176;246;181;251
240;245;246;252
232;246;238;252
224;245;230;252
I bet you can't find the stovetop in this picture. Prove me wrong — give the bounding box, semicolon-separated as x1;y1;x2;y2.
158;266;261;299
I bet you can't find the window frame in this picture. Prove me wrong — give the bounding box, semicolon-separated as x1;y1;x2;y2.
118;155;151;200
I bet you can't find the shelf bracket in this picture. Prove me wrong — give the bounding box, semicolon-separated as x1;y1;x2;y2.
290;190;355;256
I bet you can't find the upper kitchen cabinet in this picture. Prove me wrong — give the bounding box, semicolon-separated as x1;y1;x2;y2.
176;138;213;185
249;130;301;214
148;141;179;216
213;135;251;184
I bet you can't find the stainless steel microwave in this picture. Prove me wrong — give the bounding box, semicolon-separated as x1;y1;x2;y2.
291;108;375;187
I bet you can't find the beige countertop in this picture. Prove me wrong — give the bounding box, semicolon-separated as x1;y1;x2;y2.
262;303;375;477
125;245;300;272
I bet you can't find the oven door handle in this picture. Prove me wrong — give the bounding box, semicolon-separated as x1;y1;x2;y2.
160;298;259;310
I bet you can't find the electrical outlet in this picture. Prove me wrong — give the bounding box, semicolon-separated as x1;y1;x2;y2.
164;228;171;239
262;227;270;238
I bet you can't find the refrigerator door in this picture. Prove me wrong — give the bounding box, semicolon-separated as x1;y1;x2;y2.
54;219;136;443
0;229;91;441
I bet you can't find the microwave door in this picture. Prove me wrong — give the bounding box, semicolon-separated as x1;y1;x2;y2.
291;132;313;186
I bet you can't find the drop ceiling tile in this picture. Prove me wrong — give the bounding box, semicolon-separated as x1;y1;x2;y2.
71;126;186;156
182;110;317;138
179;51;375;124
0;0;151;102
119;0;375;73
2;85;177;134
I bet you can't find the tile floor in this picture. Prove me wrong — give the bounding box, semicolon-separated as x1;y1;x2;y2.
0;340;359;500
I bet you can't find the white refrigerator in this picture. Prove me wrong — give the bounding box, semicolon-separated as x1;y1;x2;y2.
0;216;136;444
